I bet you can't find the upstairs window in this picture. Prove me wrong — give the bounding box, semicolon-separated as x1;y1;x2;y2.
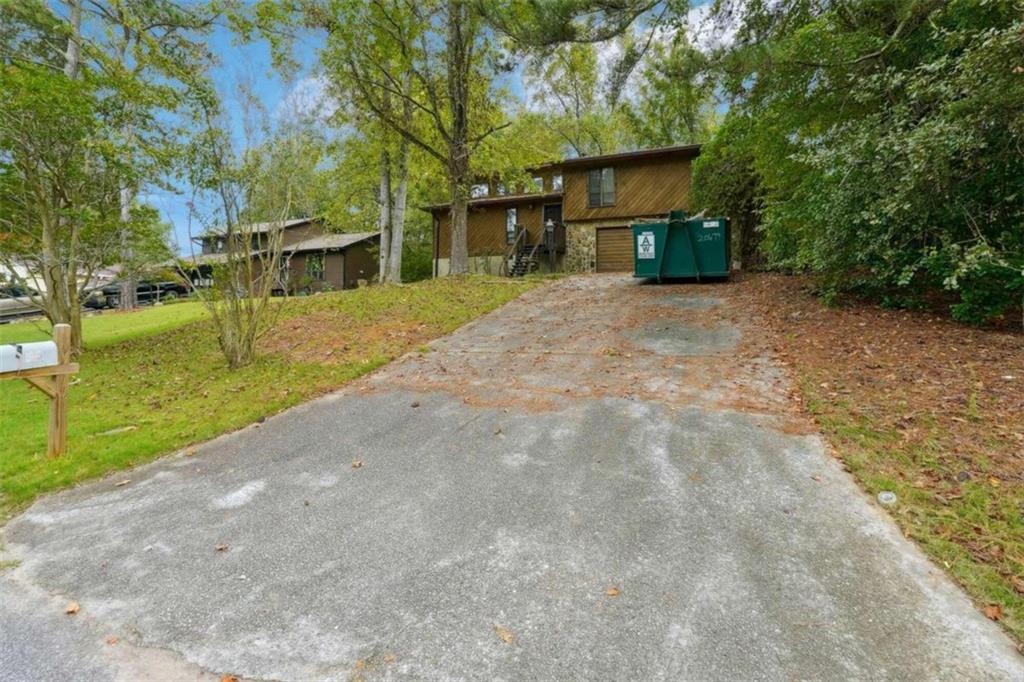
532;176;544;192
588;167;615;207
506;207;517;244
551;173;563;191
471;183;489;198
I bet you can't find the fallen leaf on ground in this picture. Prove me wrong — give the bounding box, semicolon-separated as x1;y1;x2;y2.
605;586;620;597
1011;575;1024;594
494;624;515;644
105;636;118;645
185;447;197;457
352;460;363;469
65;602;80;615
220;676;240;682
214;543;229;552
988;476;1001;487
982;604;1003;620
810;474;821;482
410;401;420;408
114;479;130;487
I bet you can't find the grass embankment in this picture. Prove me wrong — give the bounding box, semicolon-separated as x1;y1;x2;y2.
0;277;537;520
0;301;210;347
738;273;1024;645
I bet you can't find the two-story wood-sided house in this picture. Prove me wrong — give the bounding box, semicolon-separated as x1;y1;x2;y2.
422;144;701;276
189;218;379;292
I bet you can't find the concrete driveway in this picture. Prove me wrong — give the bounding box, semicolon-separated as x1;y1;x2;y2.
2;275;1021;681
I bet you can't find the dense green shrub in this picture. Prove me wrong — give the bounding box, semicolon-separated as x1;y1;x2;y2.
697;0;1024;326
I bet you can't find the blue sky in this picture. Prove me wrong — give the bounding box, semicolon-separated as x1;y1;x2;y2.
154;24;323;255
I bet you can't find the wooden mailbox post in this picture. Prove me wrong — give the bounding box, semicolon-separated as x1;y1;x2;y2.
0;323;79;457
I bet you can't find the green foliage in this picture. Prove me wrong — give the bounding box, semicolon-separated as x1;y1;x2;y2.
691;115;762;266
522;43;633;156
401;238;434;282
700;0;1024;324
626;32;716;147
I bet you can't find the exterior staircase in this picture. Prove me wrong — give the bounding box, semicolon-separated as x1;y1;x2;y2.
509;251;538;277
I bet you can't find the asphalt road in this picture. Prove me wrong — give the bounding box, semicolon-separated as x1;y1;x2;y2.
2;275;1020;681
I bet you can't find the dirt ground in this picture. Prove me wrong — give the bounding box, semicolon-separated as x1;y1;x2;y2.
733;272;1024;642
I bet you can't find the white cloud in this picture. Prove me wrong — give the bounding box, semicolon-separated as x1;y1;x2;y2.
276;75;338;125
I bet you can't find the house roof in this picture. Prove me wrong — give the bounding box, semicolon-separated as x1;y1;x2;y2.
285;232;379;253
537;143;702;171
420;144;703;213
420;191;564;213
173;232;379;268
194;217;317;240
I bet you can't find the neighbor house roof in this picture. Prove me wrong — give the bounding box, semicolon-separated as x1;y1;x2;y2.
194;217;317;240
284;232;379;253
173;232;379;268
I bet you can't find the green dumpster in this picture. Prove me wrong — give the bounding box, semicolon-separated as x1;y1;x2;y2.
632;211;730;280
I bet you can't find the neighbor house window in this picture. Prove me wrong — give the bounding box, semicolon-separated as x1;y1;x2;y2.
471;183;489;198
551;173;563;191
588;167;615;207
532;176;544;192
506;207;517;244
305;252;325;280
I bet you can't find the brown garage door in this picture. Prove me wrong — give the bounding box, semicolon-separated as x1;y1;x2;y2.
596;227;632;272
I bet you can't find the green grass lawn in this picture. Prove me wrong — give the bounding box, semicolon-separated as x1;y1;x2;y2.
0;301;209;348
0;277;537;520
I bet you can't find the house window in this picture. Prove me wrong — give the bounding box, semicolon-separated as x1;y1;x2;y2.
551;173;563;191
506;207;517;244
305;252;325;280
532;176;544;192
471;183;489;198
588;167;615;207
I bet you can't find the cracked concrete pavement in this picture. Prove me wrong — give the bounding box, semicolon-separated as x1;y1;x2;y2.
1;275;1021;680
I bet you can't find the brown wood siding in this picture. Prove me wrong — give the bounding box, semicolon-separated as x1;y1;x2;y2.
563;157;692;222
596;227;633;272
435;200;549;258
280;222;324;247
343;241;377;288
324;252;344;289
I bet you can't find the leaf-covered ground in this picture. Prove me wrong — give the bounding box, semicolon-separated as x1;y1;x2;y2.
0;277;537;520
735;273;1024;645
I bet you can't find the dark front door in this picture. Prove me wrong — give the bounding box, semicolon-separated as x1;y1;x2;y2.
543;203;562;225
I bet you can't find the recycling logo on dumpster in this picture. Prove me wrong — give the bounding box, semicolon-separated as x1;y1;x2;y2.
637;231;655;259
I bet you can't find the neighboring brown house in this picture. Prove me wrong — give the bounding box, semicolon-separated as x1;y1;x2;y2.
422;144;701;275
187;218;379;292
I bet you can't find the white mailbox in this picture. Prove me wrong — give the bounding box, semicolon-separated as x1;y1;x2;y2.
0;341;59;373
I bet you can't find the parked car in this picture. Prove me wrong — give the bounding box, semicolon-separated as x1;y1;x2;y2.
0;285;41;322
84;281;190;309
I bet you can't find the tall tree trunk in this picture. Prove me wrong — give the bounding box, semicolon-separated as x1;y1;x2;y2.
448;170;469;274
53;0;83;353
446;0;471;274
388;148;409;283
63;0;82;79
119;183;138;309
387;76;414;283
377;150;392;282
